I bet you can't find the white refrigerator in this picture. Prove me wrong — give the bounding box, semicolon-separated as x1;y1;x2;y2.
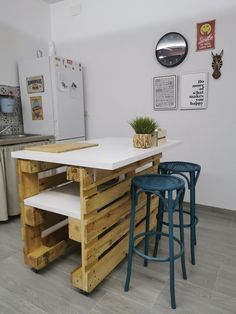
18;56;85;141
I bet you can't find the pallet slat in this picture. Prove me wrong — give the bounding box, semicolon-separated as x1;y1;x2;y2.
71;266;83;289
27;240;69;270
84;199;157;267
83;209;157;292
39;172;67;191
84;179;131;214
22;205;44;227
67;167;80;182
20;160;60;173
68;218;81;242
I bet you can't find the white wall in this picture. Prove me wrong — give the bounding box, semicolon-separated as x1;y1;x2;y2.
0;0;50;85
50;0;236;210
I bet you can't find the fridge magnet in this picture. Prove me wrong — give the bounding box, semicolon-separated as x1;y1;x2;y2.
57;72;69;92
153;75;177;110
26;75;44;93
30;96;44;120
197;20;215;51
211;50;223;79
180;73;208;110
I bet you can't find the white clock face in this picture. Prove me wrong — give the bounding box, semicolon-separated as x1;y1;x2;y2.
155;32;188;67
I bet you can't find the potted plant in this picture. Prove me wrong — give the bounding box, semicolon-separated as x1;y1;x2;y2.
129;116;158;148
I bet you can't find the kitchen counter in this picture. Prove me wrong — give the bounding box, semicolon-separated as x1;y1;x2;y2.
0;135;54;221
12;137;181;170
0;134;54;146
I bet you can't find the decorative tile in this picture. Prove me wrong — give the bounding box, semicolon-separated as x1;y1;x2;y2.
0;85;23;135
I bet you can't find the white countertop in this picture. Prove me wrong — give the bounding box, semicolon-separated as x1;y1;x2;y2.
11;137;182;170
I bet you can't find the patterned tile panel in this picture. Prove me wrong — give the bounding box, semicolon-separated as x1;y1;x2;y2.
0;86;23;135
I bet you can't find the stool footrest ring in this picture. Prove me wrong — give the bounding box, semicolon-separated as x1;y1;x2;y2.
133;231;184;262
161;210;198;228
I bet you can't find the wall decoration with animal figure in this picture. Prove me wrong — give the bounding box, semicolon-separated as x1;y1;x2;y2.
211;50;224;79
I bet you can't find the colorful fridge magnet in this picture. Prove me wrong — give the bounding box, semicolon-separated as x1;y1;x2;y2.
30;96;44;120
27;75;44;93
197;20;215;51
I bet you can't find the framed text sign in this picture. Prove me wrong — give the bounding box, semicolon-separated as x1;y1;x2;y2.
197;20;215;51
180;73;208;110
153;75;177;110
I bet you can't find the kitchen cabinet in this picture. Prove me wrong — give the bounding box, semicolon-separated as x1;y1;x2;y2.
0;136;54;221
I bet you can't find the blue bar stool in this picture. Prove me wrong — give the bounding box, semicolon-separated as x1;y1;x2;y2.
124;174;187;309
154;161;201;265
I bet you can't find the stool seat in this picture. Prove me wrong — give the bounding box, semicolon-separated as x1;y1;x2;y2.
133;174;185;192
159;161;201;174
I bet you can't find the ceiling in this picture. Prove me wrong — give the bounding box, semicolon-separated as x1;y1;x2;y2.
42;0;64;4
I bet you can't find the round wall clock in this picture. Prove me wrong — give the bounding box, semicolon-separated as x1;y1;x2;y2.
155;32;188;67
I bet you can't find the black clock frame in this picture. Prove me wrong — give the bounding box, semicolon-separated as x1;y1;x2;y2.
155;32;188;68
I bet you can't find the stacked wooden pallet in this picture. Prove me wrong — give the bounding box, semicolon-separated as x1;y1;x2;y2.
17;153;161;293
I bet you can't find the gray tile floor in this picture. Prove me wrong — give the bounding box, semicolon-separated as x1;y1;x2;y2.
1;206;236;313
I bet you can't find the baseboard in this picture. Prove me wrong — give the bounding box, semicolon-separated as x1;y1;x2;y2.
183;202;236;217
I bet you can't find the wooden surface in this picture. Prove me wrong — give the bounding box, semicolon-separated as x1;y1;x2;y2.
26;142;98;153
70;155;160;293
17;160;71;270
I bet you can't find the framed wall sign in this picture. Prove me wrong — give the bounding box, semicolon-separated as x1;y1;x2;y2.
153;75;177;110
180;73;208;110
30;96;44;120
197;20;215;51
26;75;44;94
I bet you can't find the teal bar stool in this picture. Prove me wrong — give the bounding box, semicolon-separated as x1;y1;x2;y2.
154;161;201;265
124;174;187;309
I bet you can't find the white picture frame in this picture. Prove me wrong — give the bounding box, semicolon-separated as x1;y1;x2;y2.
180;72;208;110
153;75;177;110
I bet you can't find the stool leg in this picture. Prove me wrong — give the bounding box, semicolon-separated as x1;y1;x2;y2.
144;193;151;267
168;190;176;309
192;175;197;246
153;191;165;257
124;185;137;291
178;188;187;280
194;225;197;246
190;172;196;265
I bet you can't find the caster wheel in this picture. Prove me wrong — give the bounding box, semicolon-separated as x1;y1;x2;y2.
79;289;89;296
31;268;39;273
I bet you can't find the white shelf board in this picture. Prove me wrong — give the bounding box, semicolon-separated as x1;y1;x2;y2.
24;183;81;219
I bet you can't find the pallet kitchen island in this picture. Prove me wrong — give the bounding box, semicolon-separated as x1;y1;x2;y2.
12;137;181;293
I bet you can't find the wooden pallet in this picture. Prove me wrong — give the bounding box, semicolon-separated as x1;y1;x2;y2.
17;160;73;270
17;153;161;292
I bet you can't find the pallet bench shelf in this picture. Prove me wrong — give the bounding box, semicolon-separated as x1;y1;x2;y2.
24;182;81;219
